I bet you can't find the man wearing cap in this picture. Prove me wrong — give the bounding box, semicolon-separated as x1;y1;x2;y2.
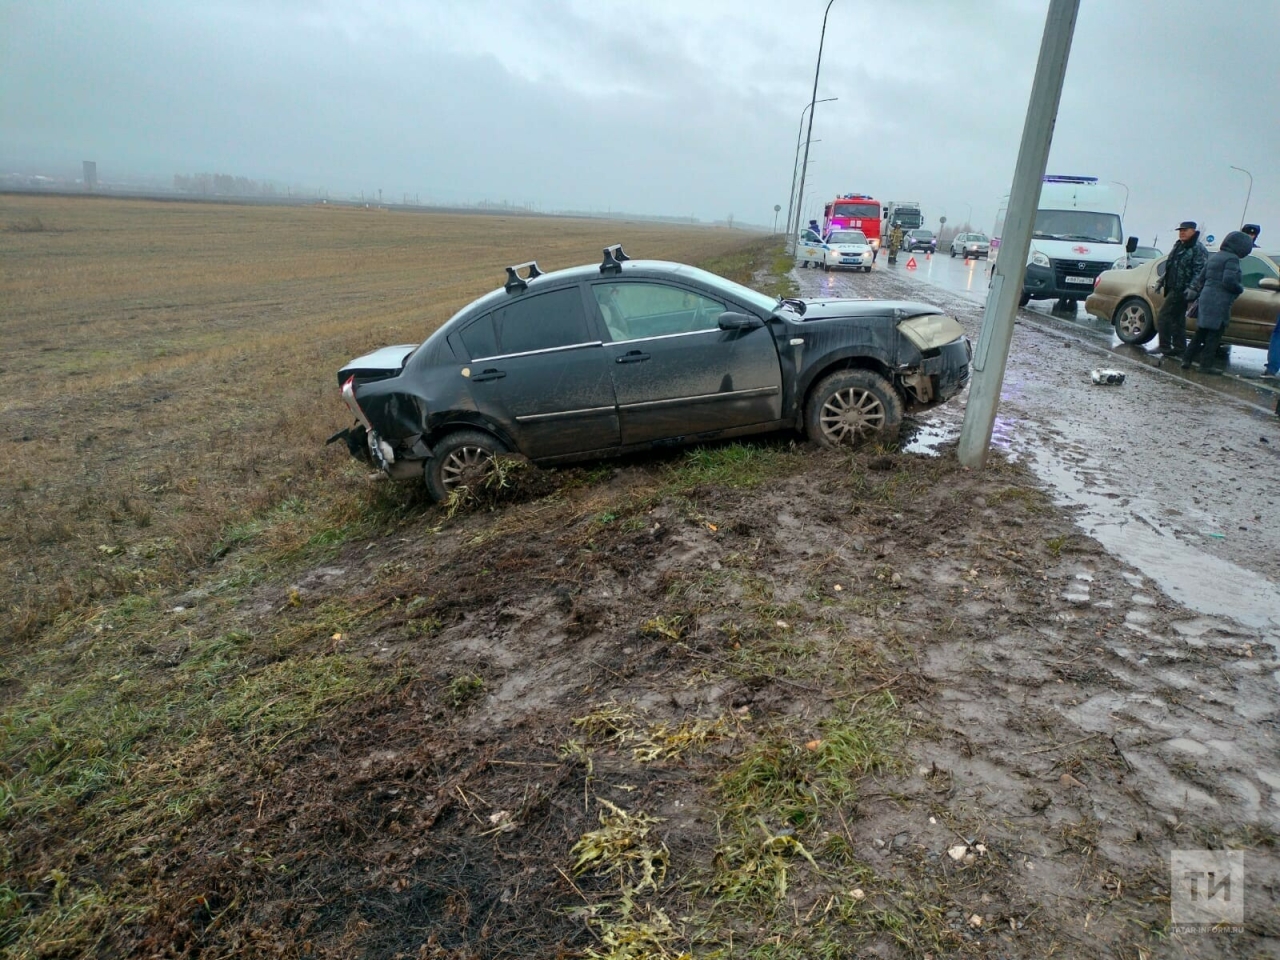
1242;223;1261;245
1154;220;1208;356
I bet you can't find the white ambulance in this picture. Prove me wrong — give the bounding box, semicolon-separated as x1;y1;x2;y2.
990;175;1134;309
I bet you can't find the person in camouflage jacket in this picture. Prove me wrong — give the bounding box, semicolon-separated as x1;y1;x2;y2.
1155;220;1208;355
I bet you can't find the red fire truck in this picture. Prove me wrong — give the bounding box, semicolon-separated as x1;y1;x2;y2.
822;193;883;249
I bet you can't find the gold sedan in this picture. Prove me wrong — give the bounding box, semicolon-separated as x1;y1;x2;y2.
1085;248;1280;349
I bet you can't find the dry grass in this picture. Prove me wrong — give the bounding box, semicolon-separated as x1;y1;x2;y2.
0;195;758;644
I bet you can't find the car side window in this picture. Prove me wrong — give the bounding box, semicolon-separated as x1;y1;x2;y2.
492;287;591;355
1239;255;1278;289
592;283;725;342
459;313;498;359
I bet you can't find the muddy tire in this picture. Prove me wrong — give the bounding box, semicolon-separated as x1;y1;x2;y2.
805;369;904;448
1018;292;1031;307
424;430;509;503
1112;297;1156;345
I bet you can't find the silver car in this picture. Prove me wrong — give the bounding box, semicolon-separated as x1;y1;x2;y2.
949;233;990;259
1112;245;1162;270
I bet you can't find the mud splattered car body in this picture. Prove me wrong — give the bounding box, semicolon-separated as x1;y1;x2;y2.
331;246;970;500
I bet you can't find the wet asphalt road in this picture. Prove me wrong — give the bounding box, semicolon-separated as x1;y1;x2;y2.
876;250;1278;401
792;260;1280;643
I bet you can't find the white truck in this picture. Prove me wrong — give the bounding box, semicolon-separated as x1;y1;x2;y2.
883;201;924;233
990;175;1135;310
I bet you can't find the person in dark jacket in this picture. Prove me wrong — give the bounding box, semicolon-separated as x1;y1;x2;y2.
1155;221;1208;355
1181;230;1253;374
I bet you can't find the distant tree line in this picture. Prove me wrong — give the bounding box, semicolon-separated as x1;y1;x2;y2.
172;173;279;197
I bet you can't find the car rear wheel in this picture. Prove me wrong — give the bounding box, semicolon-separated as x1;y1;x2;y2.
805;369;904;448
425;430;509;503
1112;297;1156;345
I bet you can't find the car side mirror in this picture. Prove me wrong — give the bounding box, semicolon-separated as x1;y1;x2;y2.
1125;236;1138;254
718;312;763;331
1260;278;1280;292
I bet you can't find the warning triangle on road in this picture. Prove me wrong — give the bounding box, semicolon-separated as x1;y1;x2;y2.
906;256;918;270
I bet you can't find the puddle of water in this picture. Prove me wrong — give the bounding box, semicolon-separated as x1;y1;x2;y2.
1029;445;1280;637
901;421;953;456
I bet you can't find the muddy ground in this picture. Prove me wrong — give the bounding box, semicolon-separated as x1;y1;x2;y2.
62;432;1278;958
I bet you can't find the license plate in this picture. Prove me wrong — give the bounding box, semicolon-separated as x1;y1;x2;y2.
1066;275;1093;285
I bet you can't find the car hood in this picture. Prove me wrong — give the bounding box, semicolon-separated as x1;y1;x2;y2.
338;343;418;385
793;299;945;322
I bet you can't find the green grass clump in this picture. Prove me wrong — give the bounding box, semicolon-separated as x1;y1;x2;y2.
214;654;389;746
720;703;902;829
669;442;792;492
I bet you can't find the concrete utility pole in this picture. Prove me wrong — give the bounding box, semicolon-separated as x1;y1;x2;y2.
794;0;837;251
957;0;1080;469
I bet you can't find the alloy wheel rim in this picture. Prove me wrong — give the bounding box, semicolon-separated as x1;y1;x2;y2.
820;388;885;444
1118;305;1146;337
440;445;495;490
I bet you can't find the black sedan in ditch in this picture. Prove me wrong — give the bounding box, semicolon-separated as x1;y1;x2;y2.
331;246;971;501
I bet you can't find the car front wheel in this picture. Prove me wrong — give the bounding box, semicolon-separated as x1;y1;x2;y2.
1112;297;1156;344
425;430;509;503
805;369;904;448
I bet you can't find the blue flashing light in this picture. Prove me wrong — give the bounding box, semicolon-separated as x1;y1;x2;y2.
1043;175;1099;184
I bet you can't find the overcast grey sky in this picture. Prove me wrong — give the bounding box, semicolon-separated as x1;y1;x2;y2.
2;0;1276;247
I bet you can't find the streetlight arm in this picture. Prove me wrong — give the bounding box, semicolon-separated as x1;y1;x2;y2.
1230;166;1253;225
1108;180;1130;220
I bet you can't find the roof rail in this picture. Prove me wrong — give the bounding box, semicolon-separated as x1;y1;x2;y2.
599;244;631;274
504;260;544;293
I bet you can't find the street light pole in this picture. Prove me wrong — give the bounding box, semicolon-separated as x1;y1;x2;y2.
1229;165;1253;225
794;0;837;251
957;0;1080;469
1109;180;1130;219
784;97;837;247
964;202;973;229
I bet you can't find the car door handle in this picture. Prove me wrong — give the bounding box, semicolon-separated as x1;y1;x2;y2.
616;351;650;364
471;367;506;382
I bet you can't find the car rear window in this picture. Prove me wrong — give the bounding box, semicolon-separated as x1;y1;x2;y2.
493;287;591;355
459;314;498;359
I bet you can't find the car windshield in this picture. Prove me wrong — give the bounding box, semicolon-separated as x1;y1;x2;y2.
832;202;879;218
828;231;867;244
911;230;933;239
1032;209;1122;243
676;265;780;313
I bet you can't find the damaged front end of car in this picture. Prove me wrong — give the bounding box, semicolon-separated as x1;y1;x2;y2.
894;314;972;408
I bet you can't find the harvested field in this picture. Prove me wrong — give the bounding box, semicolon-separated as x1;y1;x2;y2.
0;196;758;641
2;197;1276;960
